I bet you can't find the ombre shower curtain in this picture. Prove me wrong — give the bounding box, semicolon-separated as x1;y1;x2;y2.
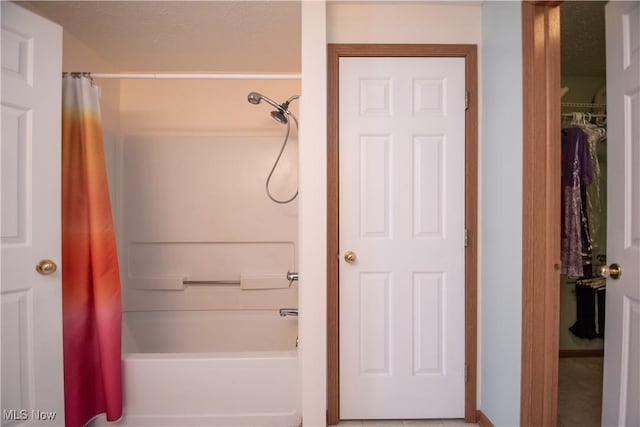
61;75;122;426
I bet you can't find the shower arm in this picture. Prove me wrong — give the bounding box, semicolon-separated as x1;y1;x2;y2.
284;95;300;105
259;95;286;112
282;96;300;127
281;95;300;112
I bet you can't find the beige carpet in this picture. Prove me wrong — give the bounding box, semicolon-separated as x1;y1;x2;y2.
558;357;603;427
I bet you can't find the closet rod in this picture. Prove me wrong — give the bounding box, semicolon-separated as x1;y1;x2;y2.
64;72;301;80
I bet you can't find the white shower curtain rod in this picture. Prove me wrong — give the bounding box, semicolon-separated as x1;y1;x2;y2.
63;72;301;80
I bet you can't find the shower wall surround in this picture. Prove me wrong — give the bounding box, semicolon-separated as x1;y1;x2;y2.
117;79;301;312
120;79;299;135
122;134;298;311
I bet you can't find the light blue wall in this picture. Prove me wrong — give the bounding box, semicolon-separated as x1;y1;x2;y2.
481;2;523;426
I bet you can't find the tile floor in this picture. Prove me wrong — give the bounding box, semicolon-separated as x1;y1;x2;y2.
337;419;479;427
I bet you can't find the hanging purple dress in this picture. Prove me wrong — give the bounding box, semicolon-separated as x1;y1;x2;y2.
561;127;593;277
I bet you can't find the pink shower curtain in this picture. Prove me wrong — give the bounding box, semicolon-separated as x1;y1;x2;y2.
61;75;122;427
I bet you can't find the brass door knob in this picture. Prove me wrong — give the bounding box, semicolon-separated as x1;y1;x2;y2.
344;251;357;264
35;259;57;275
600;263;622;280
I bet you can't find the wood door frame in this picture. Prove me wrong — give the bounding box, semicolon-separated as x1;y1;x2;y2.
520;3;562;427
327;44;478;425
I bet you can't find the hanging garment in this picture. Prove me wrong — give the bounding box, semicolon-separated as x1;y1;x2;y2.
596;286;606;335
569;282;605;340
561;127;593;276
61;75;122;427
579;123;607;276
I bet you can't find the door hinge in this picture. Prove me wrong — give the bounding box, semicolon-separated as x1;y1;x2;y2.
465;91;469;110
464;228;468;247
465;364;468;383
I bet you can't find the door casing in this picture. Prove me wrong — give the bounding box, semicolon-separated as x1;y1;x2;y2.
326;43;478;425
520;3;562;427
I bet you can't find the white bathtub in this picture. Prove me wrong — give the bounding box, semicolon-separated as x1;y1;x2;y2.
93;310;300;427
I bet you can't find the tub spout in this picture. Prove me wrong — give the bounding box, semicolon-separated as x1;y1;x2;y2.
279;308;298;317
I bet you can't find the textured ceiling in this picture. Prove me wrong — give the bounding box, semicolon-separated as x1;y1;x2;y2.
18;1;301;72
18;1;604;76
561;1;606;77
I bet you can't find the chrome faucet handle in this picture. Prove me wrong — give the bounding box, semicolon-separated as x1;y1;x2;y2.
279;308;298;317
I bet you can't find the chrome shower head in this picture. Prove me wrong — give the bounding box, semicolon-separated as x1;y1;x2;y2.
247;92;299;125
247;92;283;111
247;92;262;105
270;110;289;124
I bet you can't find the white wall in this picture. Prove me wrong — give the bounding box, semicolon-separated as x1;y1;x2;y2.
327;2;482;44
480;2;522;426
300;2;327;425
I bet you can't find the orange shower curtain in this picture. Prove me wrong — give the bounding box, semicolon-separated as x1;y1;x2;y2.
61;75;122;427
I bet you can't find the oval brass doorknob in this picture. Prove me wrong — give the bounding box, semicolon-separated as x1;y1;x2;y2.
35;259;57;276
344;251;357;264
600;263;622;280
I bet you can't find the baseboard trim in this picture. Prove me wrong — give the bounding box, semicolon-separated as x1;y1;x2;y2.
559;349;604;358
476;410;495;427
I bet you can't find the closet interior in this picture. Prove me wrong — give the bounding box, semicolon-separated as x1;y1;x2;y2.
558;2;608;427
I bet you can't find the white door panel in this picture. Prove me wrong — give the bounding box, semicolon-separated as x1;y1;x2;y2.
339;57;465;419
603;2;640;426
1;3;64;425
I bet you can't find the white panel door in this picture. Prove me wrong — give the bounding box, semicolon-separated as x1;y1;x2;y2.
339;57;465;419
1;3;64;425
603;2;640;426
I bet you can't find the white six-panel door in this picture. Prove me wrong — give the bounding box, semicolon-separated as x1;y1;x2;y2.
1;3;64;425
603;2;640;426
339;57;466;419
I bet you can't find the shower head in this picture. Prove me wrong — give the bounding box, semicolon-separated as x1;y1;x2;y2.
270;110;289;125
247;92;262;104
247;92;300;125
247;92;283;111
